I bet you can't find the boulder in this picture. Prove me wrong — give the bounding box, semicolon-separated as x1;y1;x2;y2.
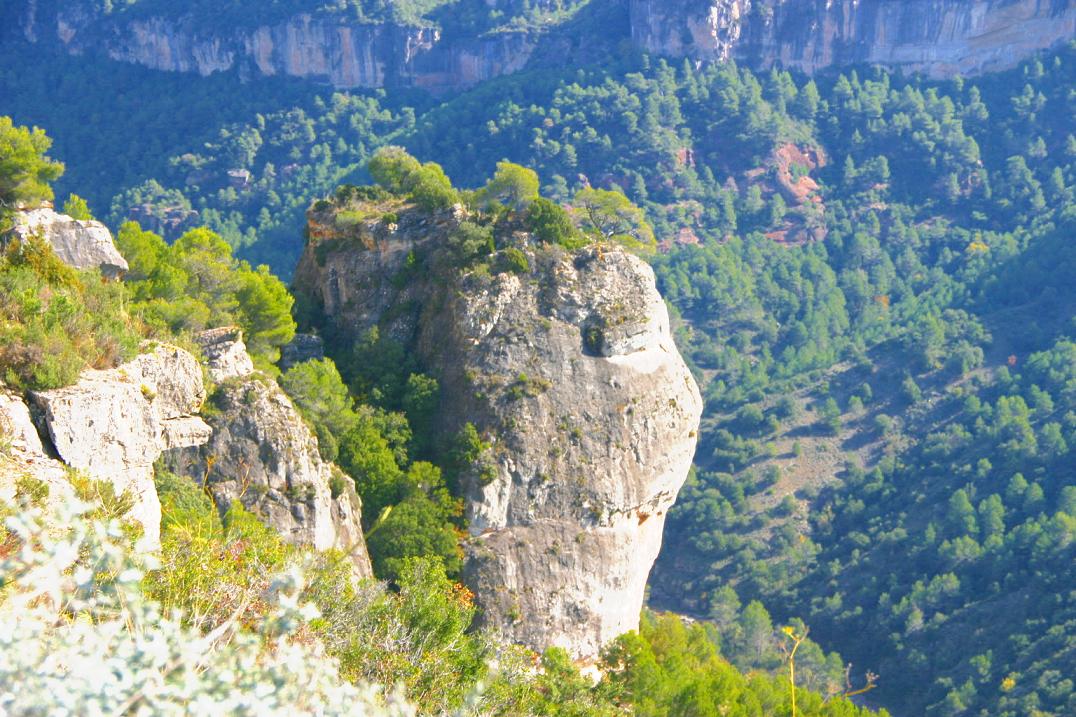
6;205;129;278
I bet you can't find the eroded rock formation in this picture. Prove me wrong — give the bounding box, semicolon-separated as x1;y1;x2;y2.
293;202;701;658
165;332;373;577
16;0;1076;85
0;381;74;511
21;2;534;92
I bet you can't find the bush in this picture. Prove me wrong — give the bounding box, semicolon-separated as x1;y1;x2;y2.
526;197;583;248
496;247;530;275
408;162;457;212
0;237;141;390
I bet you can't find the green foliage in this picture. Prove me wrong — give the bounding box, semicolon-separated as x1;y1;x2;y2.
600;612;883;717
573;187;656;255
478;160;539;210
446;220;495;266
496;247;530;275
117;223;295;363
526;196;583;248
0;116;63;222
408;161;458;211
368;145;422;194
368;146;457;211
61;193;93;220
365;461;463;581
0;237;141;390
149;471;293;628
281;357;357;461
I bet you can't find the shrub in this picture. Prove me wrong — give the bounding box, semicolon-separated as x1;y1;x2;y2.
496;247;530;275
526;197;583;248
0;238;141;390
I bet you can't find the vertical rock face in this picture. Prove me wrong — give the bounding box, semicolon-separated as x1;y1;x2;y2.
25;2;535;92
630;0;1076;78
166;331;372;577
194;326;255;382
30;345;211;549
5;205;129;278
293;204;702;659
17;0;1076;84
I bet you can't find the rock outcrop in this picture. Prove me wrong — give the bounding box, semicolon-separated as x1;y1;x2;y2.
165;332;372;576
0;382;74;511
630;0;1076;78
195;326;255;382
279;333;325;371
293;202;701;658
5;204;129;278
30;345;211;549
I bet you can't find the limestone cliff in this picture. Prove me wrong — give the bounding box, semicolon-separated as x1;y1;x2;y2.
293;201;701;658
630;0;1076;78
164;329;373;577
29;345;212;549
20;1;535;92
0;381;75;512
16;0;1076;84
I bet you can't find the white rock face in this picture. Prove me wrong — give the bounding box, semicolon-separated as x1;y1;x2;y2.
434;249;703;659
164;376;373;577
0;382;74;510
36;6;531;92
7;205;129;278
31;346;210;549
195;326;255;382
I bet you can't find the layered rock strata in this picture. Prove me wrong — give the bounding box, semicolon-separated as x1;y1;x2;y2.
17;0;1076;85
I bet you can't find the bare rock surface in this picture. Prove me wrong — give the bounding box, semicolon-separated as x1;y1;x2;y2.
165;374;373;577
630;0;1076;78
6;205;129;278
30;345;210;549
18;0;1076;85
0;382;74;511
195;326;255;382
294;205;702;659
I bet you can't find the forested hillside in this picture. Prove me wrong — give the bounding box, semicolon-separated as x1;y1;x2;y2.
2;21;1074;717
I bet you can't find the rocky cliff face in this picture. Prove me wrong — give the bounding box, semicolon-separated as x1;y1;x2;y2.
164;329;373;577
631;0;1076;78
0;381;75;511
17;0;1076;85
293;202;701;658
21;1;535;92
29;344;212;549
